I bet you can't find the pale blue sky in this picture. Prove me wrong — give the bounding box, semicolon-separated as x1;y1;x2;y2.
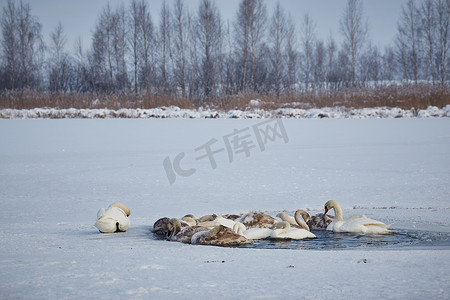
0;0;407;51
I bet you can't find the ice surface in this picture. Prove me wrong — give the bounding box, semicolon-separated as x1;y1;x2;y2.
1;118;449;299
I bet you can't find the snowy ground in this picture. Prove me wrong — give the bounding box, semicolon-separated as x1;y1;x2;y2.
1;104;450;119
1;118;450;299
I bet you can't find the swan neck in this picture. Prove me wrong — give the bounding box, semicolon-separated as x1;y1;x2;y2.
280;221;290;234
294;210;311;231
233;223;243;235
169;219;181;239
333;203;344;221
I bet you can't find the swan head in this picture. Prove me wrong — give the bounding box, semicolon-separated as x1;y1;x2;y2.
295;209;310;223
294;209;311;231
110;202;131;216
324;200;344;221
324;200;338;214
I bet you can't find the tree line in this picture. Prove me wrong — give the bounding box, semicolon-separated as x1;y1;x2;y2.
0;0;449;107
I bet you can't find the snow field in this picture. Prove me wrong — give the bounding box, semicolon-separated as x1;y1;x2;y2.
0;118;449;299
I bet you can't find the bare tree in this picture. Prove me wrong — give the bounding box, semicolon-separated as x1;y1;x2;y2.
396;0;420;83
224;20;236;95
159;1;173;95
196;0;222;100
1;0;44;90
1;0;17;89
73;36;89;92
186;11;199;99
129;0;141;95
285;14;298;93
436;0;450;84
173;0;188;98
300;13;316;91
381;46;396;82
340;0;368;86
234;0;267;92
314;40;326;89
360;43;382;85
420;0;437;83
137;0;155;94
48;22;72;92
112;5;130;93
325;35;338;89
268;2;287;98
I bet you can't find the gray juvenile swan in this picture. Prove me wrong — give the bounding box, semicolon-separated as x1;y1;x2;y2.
167;218;209;243
191;225;253;246
238;212;278;228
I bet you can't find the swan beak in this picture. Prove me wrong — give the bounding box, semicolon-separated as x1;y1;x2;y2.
324;207;328;214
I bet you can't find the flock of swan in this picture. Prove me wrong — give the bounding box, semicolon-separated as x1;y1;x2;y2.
95;200;392;246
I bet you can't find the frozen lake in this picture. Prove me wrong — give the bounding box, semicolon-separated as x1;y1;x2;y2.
1;118;450;299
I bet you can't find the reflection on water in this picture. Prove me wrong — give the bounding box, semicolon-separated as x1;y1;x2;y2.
237;229;450;250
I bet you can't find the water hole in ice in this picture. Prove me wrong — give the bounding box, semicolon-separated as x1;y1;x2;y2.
235;229;450;250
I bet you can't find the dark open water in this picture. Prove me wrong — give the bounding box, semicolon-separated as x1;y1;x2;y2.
236;229;450;250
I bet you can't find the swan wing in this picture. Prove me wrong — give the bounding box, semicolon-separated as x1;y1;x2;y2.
243;228;272;240
214;217;236;229
288;228;316;239
97;208;106;219
345;214;367;221
95;218;118;233
340;217;390;234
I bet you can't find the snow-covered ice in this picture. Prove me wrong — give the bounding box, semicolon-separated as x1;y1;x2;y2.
1;118;450;299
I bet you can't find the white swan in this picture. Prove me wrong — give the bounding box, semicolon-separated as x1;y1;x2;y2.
270;221;316;239
191;225;253;246
324;200;392;234
95;202;130;233
233;222;272;240
197;216;237;229
276;212;297;225
277;210;311;231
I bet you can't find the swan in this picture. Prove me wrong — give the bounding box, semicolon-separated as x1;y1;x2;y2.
306;212;334;231
153;217;170;236
167;218;209;243
197;214;218;222
238;212;278;228
180;215;197;227
270;221;316;239
197;216;239;229
324;200;392;234
95;202;130;233
276;212;297;226
276;210;314;231
153;215;196;238
233;222;272;240
191;225;253;246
